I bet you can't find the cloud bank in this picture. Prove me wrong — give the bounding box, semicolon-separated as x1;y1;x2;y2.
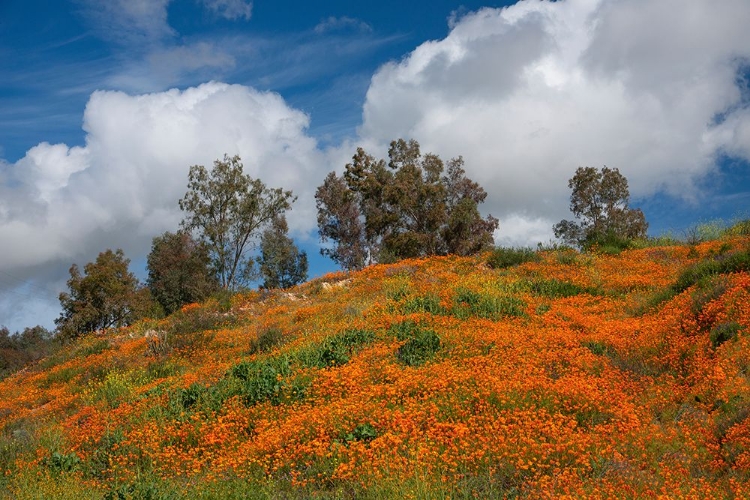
359;0;750;239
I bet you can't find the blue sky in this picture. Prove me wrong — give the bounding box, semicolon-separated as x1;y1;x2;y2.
1;0;749;332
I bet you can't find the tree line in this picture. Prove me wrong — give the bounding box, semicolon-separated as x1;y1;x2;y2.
2;138;649;373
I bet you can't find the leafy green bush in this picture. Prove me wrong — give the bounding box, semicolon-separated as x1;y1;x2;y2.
391;322;441;366
487;247;539;269
250;326;284;354
402;294;445;315
452;288;527;320
710;322;742;348
296;329;376;369
726;219;750;236
342;423;378;443
673;247;750;293
230;356;291;406
43;451;81;474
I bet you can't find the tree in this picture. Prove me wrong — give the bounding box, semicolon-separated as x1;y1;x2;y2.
147;231;219;315
56;249;155;339
315;139;498;269
179;154;295;290
256;215;308;289
553;166;648;248
442;157;498;255
315;172;368;270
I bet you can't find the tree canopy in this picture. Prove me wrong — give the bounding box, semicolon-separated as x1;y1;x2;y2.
256;215;308;289
147;231;219;315
316;139;498;270
179;154;296;290
553;166;648;248
56;249;154;339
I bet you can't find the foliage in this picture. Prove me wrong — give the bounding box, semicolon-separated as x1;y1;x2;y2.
0;325;57;379
249;326;284;354
179;154;295;290
146;231;219;315
554;166;648;249
452;288;527;319
56;249;156;339
230;356;291;406
256;215;308;289
315;138;498;269
673;246;750;293
394;323;441;366
487;247;539;269
710;321;742;348
315;171;368;271
295;328;376;369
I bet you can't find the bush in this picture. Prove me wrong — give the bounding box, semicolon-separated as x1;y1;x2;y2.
710;322;742;348
43;451;81;474
390;322;441;366
673;247;750;293
487;247;539;269
726;219;750;236
402;294;445;315
250;327;284;354
230;356;291;406
342;423;378;443
296;329;376;369
452;288;527;320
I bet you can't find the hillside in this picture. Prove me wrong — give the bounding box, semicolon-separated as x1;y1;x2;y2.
1;236;749;499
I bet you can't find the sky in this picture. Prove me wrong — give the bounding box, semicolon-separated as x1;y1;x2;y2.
1;0;749;332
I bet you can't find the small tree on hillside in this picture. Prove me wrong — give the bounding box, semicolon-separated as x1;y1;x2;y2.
147;231;219;315
256;215;308;289
553;166;648;248
179;154;296;290
56;249;155;339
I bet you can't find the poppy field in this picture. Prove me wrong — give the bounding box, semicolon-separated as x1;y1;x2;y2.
1;235;749;499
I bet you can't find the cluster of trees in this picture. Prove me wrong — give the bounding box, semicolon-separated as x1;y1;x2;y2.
54;154;308;340
0;325;55;378
316;139;498;270
3;140;651;366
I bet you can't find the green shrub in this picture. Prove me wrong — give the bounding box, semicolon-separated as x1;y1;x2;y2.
726;219;750;236
710;322;742;348
582;340;609;357
402;294;445;315
452;288;527;320
42;451;81;474
342;423;378;443
392;322;441;366
230;356;291;406
296;329;376;369
250;326;284;354
584;231;635;254
487;247;539;269
673;247;750;293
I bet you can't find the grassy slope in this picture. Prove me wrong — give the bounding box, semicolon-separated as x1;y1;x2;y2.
1;236;749;499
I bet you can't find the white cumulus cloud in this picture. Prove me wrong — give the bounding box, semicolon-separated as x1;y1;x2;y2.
0;82;324;331
358;0;750;244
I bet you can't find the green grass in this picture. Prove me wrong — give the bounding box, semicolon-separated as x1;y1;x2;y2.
390;321;441;366
452;288;527;320
487;247;539;269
